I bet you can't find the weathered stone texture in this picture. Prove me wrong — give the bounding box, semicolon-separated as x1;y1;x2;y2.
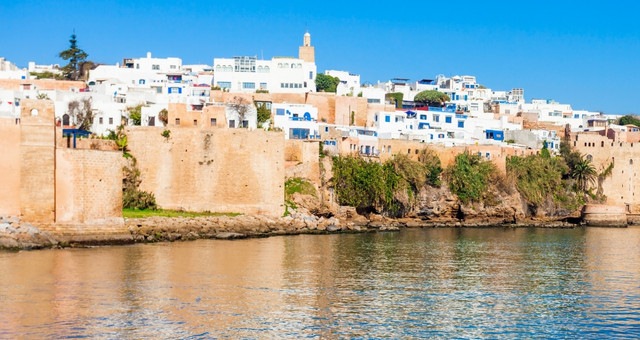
127;127;285;217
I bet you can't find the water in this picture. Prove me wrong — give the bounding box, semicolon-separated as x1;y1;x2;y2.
1;227;639;339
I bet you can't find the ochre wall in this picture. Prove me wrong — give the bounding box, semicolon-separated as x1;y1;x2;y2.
284;140;320;186
0;79;85;91
0;118;21;216
127;127;285;216
19;99;56;224
56;149;123;224
573;132;640;210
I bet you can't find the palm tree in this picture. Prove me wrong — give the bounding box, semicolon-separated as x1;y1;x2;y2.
572;155;597;192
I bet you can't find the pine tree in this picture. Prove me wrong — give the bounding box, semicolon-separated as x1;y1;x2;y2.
59;33;88;81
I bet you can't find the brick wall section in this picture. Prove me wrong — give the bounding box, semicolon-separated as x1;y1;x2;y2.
127;127;285;216
0;118;21;215
19;100;56;224
56;149;123;224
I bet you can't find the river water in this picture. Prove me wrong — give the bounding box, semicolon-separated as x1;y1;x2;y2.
1;227;639;339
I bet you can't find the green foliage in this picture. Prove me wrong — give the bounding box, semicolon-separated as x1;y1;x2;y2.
417;148;443;187
123;208;239;218
58;33;88;81
445;152;495;204
385;92;404;109
161;129;171;140
572;156;597;192
506;154;567;207
255;89;269;94
36;92;50;100
285;177;317;199
30;71;65;80
107;125;130;157
414;90;450;106
256;102;271;125
127;104;143;126
122;157;157;210
315;73;340;93
617;114;640;127
211;85;221;91
332;150;443;217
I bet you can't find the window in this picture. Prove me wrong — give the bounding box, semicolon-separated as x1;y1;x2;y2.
229;120;235;128
325;126;329;132
367;98;381;104
445;116;452;123
170;65;176;69
260;82;267;89
175;118;180;125
420;114;427;120
193;119;198;126
210;118;217;126
242;82;256;89
433;115;440;122
149;117;155;126
385;115;391;123
152;64;159;70
217;81;231;89
458;121;464;128
242;120;249;128
99;117;103;124
309;71;313;79
139;79;145;85
109;117;113;125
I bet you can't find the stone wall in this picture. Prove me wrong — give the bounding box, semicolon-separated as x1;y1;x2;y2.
19;100;56;224
55;148;124;224
127;127;285;217
573;132;640;210
284;140;321;186
0;79;85;91
0;118;21;216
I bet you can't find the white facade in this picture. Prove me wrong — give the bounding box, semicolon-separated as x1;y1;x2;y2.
213;56;316;94
272;103;319;139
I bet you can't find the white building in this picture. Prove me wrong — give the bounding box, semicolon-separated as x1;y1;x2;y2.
213;33;317;94
272;103;320;139
325;70;361;96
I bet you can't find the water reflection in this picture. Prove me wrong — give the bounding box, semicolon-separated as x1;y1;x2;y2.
1;227;639;338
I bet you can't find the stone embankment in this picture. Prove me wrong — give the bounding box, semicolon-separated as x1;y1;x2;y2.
1;208;582;251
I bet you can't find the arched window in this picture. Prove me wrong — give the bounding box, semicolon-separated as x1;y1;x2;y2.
139;79;145;85
586;154;593;162
264;66;270;72
631;159;634;165
62;114;70;126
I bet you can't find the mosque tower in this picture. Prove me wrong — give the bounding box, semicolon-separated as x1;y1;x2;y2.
298;31;315;63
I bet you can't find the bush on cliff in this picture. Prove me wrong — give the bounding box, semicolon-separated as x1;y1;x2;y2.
445;152;496;204
332;150;443;217
123;157;157;210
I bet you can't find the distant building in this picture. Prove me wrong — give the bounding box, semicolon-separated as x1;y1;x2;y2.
213;33;317;94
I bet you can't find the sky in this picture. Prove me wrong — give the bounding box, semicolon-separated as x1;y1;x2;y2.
2;0;639;114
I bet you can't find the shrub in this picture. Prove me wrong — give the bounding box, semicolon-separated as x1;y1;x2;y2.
445;152;495;204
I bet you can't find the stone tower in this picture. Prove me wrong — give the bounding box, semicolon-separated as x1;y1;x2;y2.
298;32;315;63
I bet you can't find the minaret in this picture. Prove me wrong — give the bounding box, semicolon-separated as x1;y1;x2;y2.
298;32;315;63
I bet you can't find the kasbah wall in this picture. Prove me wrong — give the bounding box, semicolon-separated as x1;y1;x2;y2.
126;126;285;217
572;131;640;213
0;99;126;242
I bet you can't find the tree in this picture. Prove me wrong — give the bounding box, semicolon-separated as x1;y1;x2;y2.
127;104;143;126
228;96;251;128
67;98;94;131
446;152;495;204
59;33;88;81
315;73;340;93
158;109;168;126
414;90;450;107
617;115;640;127
256;102;271;126
572;155;597;192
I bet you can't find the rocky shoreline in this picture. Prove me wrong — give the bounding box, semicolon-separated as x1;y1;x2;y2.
1;211;582;251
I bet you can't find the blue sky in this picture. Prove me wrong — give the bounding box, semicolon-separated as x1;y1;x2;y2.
2;1;639;114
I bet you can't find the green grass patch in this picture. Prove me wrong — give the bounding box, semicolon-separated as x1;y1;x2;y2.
285;177;317;200
123;208;240;219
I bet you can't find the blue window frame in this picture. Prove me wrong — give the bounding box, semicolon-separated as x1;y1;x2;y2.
385;115;391;123
458;121;464;128
445;116;452;123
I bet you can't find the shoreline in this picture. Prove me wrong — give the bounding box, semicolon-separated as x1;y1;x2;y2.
0;213;588;251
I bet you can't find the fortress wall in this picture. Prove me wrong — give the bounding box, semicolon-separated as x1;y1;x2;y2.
55;149;123;225
284;140;321;186
573;133;639;208
0;118;21;216
127;127;285;217
19;100;56;224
